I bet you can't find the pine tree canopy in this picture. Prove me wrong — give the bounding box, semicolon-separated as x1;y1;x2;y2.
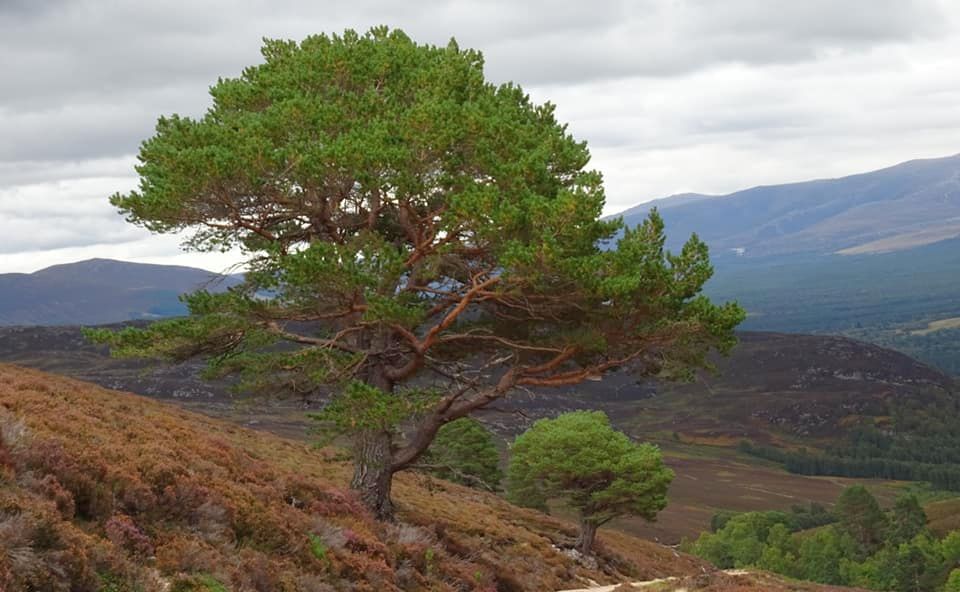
86;27;744;518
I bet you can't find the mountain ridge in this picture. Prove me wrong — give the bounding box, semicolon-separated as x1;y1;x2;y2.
0;258;242;326
615;153;960;257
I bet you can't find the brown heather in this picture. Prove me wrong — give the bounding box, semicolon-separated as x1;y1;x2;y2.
0;364;876;591
0;363;710;591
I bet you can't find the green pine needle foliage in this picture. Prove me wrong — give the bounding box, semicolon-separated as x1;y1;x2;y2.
421;418;503;490
506;411;673;526
84;27;744;515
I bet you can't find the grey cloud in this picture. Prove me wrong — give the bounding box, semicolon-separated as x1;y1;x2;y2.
0;0;631;111
0;158;135;188
0;0;70;16
686;0;947;43
1;0;946;108
0;214;141;253
2;0;960;272
1;0;950;164
0;103;155;162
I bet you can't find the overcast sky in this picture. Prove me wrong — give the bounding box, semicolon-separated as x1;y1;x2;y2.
2;0;959;273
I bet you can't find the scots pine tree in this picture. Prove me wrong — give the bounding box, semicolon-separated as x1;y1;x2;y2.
506;411;673;553
835;485;887;554
87;28;743;519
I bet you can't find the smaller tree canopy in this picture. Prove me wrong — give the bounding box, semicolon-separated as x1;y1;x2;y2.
691;511;795;570
946;568;960;592
887;494;928;545
943;530;960;566
506;411;673;553
419;417;502;490
797;526;858;585
834;485;887;554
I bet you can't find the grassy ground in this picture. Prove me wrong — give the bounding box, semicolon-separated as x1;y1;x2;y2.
926;498;960;536
3;321;958;554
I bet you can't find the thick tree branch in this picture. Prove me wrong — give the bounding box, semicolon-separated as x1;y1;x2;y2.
391;367;517;471
264;322;362;353
420;272;500;350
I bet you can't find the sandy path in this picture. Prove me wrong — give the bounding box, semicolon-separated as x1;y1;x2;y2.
557;570;750;592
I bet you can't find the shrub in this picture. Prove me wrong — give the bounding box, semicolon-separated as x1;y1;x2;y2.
506;411;673;554
420;417;503;490
105;514;154;558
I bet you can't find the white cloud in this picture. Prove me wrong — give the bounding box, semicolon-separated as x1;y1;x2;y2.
0;177;243;271
0;240;245;275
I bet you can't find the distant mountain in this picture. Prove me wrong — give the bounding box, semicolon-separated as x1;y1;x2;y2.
617;154;960;258
612;155;960;376
0;258;242;326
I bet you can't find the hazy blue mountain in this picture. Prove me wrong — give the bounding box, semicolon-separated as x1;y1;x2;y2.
611;155;960;376
0;258;241;326
616;154;960;258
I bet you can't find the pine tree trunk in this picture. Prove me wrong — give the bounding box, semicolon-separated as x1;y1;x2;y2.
576;517;599;554
350;429;396;521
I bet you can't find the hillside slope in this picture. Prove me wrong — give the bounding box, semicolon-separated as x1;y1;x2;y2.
493;331;955;445
0;363;718;591
617;154;960;258
3;327;953;547
0;364;873;591
0;259;241;326
1;326;952;446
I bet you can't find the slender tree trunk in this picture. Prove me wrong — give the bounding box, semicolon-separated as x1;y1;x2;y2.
576;517;599;554
351;429;395;520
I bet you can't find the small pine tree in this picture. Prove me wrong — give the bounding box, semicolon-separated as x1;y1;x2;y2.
887;494;927;545
834;485;887;554
797;526;858;585
942;530;960;565
890;533;943;592
840;545;896;591
506;411;673;554
420;417;502;490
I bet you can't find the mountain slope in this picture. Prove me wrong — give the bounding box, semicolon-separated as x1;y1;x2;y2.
0;258;241;326
613;155;960;376
617;154;960;257
0;363;717;591
1;325;952;444
486;331;956;456
1;325;953;547
0;364;876;592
